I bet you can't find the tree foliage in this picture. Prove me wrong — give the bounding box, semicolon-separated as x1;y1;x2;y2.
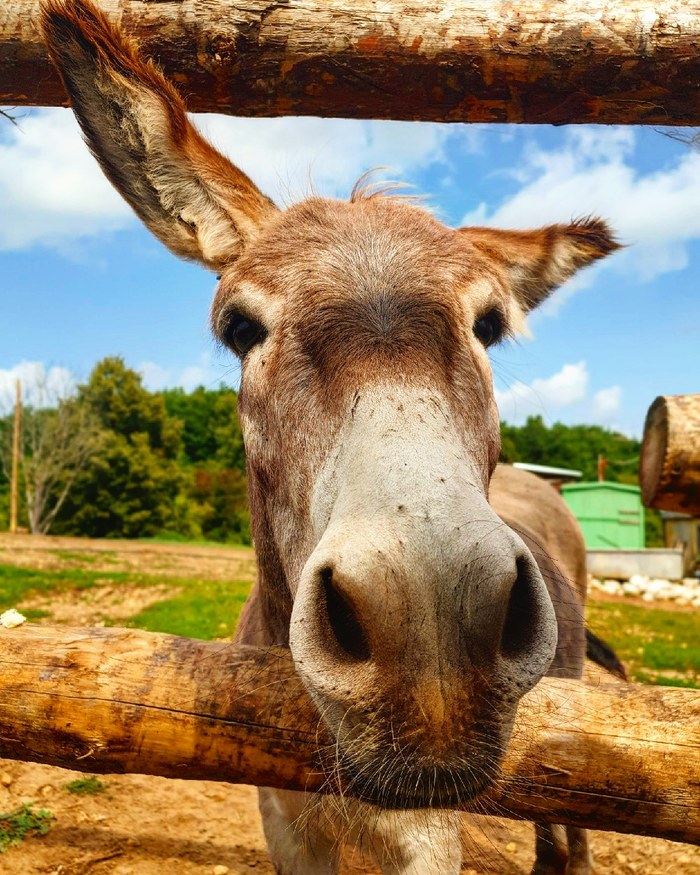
52;358;183;539
500;416;641;482
0;359;664;547
0;378;99;535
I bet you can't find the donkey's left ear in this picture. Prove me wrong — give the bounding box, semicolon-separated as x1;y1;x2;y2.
458;218;620;312
41;0;278;273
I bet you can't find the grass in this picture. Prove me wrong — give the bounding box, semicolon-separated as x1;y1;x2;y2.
0;562;252;641
0;563;127;609
0;804;53;853
64;775;107;795
587;598;700;689
120;577;251;639
1;550;697;679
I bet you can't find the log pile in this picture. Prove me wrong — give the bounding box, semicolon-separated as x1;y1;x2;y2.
2;1;700;125
0;623;698;843
640;394;700;515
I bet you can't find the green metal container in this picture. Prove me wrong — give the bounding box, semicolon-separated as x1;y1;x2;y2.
560;482;645;549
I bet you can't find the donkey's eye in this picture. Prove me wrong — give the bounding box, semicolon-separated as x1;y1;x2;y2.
223;313;266;357
473;309;504;347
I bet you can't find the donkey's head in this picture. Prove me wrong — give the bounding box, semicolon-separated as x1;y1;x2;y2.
43;0;618;808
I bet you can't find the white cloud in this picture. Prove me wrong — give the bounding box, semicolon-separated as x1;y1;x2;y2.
462;126;700;296
137;362;171;393
495;360;589;424
592;385;622;421
138;351;239;393
0;354;238;411
1;108;455;253
0;109;132;251
197;115;453;204
0;361;75;413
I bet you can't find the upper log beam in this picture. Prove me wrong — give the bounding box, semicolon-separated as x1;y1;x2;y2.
0;624;698;843
3;1;700;124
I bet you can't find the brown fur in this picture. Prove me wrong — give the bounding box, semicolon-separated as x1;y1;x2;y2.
41;3;620;872
41;0;277;270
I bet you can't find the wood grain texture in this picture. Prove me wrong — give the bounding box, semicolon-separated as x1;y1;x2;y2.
2;1;700;124
0;624;698;842
640;394;700;514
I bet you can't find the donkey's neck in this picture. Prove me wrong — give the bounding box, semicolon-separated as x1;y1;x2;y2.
235;499;294;648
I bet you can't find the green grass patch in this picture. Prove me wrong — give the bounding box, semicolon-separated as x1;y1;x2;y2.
20;608;51;621
0;804;53;853
64;775;107;795
53;550;100;564
587;599;700;689
119;577;252;640
0;561;252;640
0;563;131;612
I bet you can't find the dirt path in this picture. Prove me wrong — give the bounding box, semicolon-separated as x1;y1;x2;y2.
0;536;698;874
1;762;697;875
0;534;257;583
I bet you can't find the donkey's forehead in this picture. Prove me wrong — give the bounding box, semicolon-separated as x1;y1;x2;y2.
217;196;503;305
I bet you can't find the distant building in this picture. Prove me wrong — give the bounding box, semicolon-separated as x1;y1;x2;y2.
661;511;700;577
560;482;645;550
512;462;582;492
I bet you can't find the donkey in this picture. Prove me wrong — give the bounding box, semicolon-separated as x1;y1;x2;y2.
42;2;622;872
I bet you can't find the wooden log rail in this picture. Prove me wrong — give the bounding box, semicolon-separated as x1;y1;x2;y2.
640;394;700;515
0;624;698;843
3;1;700;125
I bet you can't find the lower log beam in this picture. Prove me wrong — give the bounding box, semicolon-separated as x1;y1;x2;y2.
0;624;698;843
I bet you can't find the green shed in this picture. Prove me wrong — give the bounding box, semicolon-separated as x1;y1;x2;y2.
560;482;645;549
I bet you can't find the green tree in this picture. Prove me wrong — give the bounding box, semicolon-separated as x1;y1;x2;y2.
53;358;183;538
190;465;250;543
162;385;245;469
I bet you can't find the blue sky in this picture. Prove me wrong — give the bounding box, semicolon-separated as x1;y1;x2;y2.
1;109;698;436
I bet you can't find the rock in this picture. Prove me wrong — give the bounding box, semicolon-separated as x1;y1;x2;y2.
601;579;622;595
0;608;26;629
0;772;13;787
40;784;54;797
642;592;655;602
505;842;517;853
213;867;230;875
647;578;671;595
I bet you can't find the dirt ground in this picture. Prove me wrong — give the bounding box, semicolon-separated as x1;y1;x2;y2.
0;534;698;875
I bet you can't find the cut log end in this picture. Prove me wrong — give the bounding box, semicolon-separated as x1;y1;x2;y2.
640;394;700;514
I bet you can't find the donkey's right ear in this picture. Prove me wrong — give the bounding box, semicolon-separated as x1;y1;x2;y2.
41;0;278;272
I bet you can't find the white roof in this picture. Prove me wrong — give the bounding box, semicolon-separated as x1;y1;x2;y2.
513;462;582;478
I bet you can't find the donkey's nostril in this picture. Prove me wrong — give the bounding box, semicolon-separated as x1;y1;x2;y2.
320;566;371;662
500;557;540;660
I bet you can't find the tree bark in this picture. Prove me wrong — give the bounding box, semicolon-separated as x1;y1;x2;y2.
640;395;700;515
0;624;698;843
3;1;700;125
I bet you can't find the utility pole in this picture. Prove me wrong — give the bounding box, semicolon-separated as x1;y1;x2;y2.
9;379;21;534
597;453;608;482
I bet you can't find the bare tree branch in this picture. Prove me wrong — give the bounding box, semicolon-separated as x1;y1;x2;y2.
0;107;19;126
1;374;98;535
22;401;99;535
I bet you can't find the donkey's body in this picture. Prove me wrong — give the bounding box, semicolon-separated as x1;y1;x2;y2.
41;3;620;873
